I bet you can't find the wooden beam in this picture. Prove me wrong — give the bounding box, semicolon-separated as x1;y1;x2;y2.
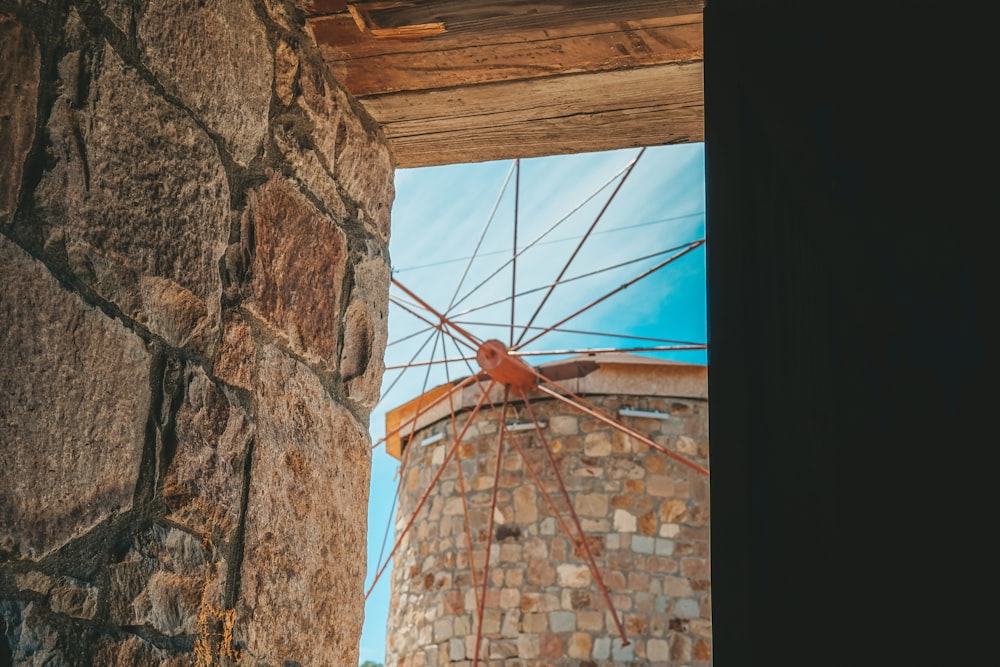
312;13;702;96
347;0;704;38
299;0;348;16
362;62;703;167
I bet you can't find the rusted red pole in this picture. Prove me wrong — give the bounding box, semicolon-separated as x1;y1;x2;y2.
473;388;510;667
370;375;478;451
520;392;632;646
535;382;710;476
365;382;496;600
513;240;706;351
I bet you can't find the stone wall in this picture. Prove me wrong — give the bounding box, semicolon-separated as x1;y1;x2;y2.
385;380;711;667
1;2;393;665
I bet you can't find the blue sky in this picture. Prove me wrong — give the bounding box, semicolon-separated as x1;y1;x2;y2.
358;142;707;664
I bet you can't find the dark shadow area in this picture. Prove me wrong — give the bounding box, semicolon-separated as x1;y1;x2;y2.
705;3;990;665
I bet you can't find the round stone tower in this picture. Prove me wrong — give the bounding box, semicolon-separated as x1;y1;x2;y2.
383;354;711;667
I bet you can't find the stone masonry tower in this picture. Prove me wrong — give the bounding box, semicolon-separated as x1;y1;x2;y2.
383;355;711;667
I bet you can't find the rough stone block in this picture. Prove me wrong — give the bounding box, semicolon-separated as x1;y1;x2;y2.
674;597;701;619
272;118;351;221
213;310;256;391
576;492;609;517
108;524;220;638
274;39;298;106
611;637;636;661
138;0;271;166
648;637;670;661
583;432;612;456
297;56;393;240
613;509;637;532
0;602;69;667
577;610;603;631
662;576;694;598
513;484;537;524
0;16;39;224
488;638;517;659
236;345;371;667
12;571;52;596
163;366;253;540
516;634;539;659
0;235;150;560
48;578;99;620
592;636;611;660
448;636;465;661
341;246;390;409
539;632;564;659
556;564;591;588
549;610;576;632
632;535;655;554
669;632;693;661
35;44;229;346
243;177;348;367
94;635;193;667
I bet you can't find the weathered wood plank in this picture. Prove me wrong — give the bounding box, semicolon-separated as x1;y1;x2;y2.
311;11;701;59
365;61;701;129
313;14;702;96
362;62;703;167
299;0;348;15
385;104;703;168
347;0;704;37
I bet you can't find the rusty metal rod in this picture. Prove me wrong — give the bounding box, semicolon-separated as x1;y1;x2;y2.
365;382;496;600
520;392;631;646
389;295;480;354
535;382;709;476
392;277;481;348
370;374;478;451
513;240;706;351
514;147;647;348
473;388;511;667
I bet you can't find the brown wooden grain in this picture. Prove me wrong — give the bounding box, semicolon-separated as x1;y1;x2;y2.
363;62;703;167
313;14;702;96
347;0;704;35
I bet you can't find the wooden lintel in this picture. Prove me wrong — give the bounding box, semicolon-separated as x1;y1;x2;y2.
312;13;702;96
362;62;703;168
299;0;349;16
347;0;704;37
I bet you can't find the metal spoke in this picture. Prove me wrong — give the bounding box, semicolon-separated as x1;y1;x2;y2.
510;158;520;347
452;321;706;348
374;147;710;663
375;323;445;411
534;380;709;476
443;352;482;616
513;240;706;352
449;240;703;323
391;210;703;275
383;343;707;371
365;381;496;600
447;160;517;313
514;147;646;348
473;387;510;667
384;354;479;372
368;424;418;597
515;344;707;358
385;321;437;349
371;374;478;451
389;295;480;355
519;390;631;646
445;156;640;316
393;278;481;349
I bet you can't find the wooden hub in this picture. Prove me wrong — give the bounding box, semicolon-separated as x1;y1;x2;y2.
476;339;537;392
